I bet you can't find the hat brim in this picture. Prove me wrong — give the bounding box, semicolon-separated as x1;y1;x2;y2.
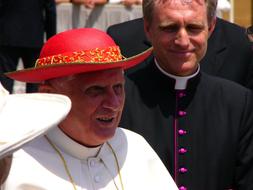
6;48;153;83
0;93;71;159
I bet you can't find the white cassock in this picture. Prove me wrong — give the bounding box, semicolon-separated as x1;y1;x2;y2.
3;127;177;190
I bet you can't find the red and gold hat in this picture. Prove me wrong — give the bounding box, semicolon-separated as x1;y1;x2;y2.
6;28;152;83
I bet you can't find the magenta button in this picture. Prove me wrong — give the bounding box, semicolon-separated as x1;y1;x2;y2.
178;129;187;135
178;111;187;116
179;167;188;173
179;186;187;190
178;92;186;98
179;148;187;154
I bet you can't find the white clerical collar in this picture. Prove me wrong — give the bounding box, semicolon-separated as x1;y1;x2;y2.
46;126;101;160
155;59;200;90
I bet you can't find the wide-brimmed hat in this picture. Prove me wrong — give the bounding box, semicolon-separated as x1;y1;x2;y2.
0;83;71;159
6;28;152;83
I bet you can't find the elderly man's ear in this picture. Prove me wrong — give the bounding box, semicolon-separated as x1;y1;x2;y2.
38;83;55;93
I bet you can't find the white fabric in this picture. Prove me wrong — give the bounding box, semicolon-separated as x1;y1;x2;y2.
155;59;200;90
0;83;71;159
3;127;177;190
216;0;231;18
217;0;231;11
57;4;143;32
108;0;122;3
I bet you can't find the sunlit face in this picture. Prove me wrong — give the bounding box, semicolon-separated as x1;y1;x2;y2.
144;0;215;76
42;68;125;147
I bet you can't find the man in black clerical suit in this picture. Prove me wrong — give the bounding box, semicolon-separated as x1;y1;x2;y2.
108;0;253;189
0;0;56;93
107;17;253;90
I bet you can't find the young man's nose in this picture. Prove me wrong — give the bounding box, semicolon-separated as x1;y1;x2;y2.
174;29;190;47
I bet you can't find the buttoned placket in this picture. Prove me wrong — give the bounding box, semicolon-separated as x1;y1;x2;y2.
174;90;188;190
87;157;102;188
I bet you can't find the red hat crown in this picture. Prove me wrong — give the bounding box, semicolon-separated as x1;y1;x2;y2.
37;28;123;67
40;28;116;57
6;28;153;83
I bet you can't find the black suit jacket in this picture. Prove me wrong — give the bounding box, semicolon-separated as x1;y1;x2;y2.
107;17;253;89
0;0;56;48
121;58;253;189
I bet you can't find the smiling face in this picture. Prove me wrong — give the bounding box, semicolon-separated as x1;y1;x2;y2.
41;68;125;147
144;0;215;76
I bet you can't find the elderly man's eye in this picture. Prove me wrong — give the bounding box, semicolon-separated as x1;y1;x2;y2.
114;84;123;95
85;86;104;96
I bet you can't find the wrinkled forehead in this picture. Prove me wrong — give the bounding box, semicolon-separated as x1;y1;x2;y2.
156;0;206;7
158;0;206;4
74;68;125;82
154;0;208;18
47;68;125;89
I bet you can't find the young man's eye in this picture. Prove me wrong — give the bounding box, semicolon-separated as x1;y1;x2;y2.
160;25;179;33
187;25;204;34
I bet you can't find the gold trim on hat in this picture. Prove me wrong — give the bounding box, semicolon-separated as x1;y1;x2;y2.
35;46;123;67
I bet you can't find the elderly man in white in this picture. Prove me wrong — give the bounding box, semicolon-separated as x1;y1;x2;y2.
2;28;177;190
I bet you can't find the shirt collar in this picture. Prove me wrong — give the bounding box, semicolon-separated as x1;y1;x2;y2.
46;126;102;160
46;127;124;177
154;59;200;90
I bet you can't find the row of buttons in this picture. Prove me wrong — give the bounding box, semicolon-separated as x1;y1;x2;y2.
177;91;188;190
88;159;101;183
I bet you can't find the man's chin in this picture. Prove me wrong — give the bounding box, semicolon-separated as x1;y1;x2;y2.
176;62;198;76
95;127;117;142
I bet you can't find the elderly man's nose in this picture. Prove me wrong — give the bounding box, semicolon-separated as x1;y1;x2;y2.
103;90;122;110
